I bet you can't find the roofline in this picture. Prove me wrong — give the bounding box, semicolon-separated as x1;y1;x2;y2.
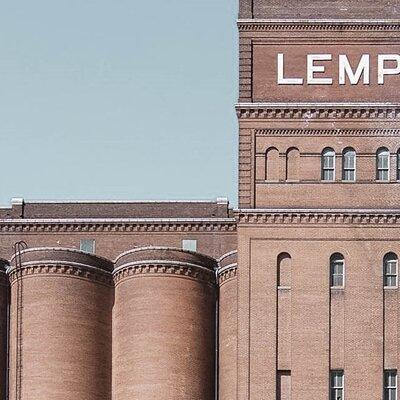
236;102;400;108
237;18;400;24
237;208;400;214
12;198;229;205
0;217;237;224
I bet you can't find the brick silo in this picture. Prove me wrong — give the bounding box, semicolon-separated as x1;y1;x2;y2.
0;259;8;400
113;247;218;400
217;251;238;400
8;248;114;400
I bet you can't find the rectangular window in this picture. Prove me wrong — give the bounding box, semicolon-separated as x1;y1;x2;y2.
277;370;291;400
384;370;397;400
331;260;344;288
80;239;95;254
330;370;344;400
343;150;356;182
384;260;398;288
323;154;335;181
378;151;390;181
343;169;355;182
182;239;197;252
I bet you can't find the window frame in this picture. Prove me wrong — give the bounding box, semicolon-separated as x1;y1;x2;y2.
384;369;397;400
330;370;345;400
377;147;390;182
79;239;96;254
384;253;398;289
330;254;345;289
182;239;197;252
322;148;336;182
342;147;356;182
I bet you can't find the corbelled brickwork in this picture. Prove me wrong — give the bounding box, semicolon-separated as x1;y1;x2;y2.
0;201;237;400
1;0;400;399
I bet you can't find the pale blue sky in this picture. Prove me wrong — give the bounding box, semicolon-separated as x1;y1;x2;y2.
0;0;238;207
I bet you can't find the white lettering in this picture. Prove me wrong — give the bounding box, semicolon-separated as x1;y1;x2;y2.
276;53;400;86
378;54;400;84
339;54;370;85
307;54;333;85
277;53;303;85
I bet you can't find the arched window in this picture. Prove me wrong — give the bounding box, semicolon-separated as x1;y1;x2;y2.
266;147;280;181
286;147;300;181
277;252;291;288
377;147;390;181
322;148;335;181
397;149;400;181
384;253;398;288
342;147;356;181
330;253;344;288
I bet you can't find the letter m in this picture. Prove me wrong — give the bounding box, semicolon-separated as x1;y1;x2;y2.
339;54;370;85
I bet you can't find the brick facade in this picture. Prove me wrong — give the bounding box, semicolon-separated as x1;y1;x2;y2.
236;1;400;399
1;0;400;399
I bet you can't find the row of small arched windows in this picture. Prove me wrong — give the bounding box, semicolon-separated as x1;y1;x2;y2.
266;147;300;181
277;252;399;288
265;147;400;182
322;147;400;182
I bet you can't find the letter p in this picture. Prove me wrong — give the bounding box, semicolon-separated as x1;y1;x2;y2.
378;54;400;84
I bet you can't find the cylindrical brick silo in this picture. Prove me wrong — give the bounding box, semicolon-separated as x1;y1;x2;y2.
8;248;114;400
0;259;9;400
113;246;218;400
218;251;238;400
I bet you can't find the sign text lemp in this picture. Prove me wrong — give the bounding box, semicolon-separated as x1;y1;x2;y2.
277;53;400;85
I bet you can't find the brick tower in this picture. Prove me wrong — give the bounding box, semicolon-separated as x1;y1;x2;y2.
234;0;400;399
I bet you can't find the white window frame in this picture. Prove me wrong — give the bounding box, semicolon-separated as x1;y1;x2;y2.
384;369;397;400
182;239;197;252
330;255;345;289
322;148;336;182
342;148;356;182
80;239;96;254
330;370;344;400
377;148;390;182
384;254;398;289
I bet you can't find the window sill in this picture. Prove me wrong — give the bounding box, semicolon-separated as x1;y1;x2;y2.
278;286;291;291
384;286;398;290
330;287;345;290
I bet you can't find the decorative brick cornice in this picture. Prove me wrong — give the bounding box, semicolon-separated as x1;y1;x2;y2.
238;19;400;32
218;264;238;286
0;219;237;233
256;128;400;137
237;210;400;225
8;262;113;286
236;104;400;120
113;262;216;286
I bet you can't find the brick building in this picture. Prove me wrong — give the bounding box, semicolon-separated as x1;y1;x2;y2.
2;0;400;399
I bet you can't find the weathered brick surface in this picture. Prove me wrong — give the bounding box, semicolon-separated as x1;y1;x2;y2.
113;249;217;400
8;250;113;400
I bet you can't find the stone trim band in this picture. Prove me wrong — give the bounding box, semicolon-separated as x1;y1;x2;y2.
238;19;400;31
237;211;400;225
255;129;400;137
218;264;238;285
0;220;236;233
113;262;216;286
8;262;113;286
236;104;400;120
